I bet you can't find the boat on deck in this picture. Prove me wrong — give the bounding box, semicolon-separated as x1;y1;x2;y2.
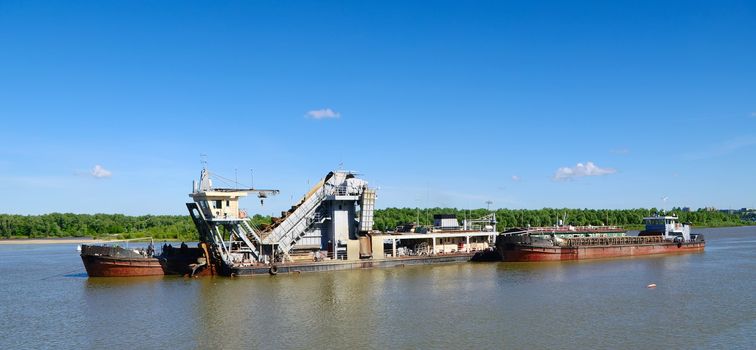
80;241;163;277
473;215;705;262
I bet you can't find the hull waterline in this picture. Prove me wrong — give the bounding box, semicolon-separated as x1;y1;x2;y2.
497;241;705;262
81;255;164;277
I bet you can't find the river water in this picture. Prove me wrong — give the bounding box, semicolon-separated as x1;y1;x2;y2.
1;226;754;349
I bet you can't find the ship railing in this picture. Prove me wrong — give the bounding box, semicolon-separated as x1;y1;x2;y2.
305;250;347;262
324;185;352;197
334;186;348;196
527;226;625;233
562;235;665;247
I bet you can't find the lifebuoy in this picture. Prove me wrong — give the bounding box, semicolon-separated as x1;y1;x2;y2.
269;265;279;275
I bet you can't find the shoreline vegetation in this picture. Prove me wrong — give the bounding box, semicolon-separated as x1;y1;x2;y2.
0;238;108;245
0;208;751;242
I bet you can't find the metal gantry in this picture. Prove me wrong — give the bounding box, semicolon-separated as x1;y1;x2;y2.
187;168;376;268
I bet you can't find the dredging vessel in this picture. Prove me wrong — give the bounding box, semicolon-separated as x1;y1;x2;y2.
170;167;497;276
473;215;705;262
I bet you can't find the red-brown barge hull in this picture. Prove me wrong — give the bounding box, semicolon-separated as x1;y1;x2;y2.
81;255;164;277
499;242;705;262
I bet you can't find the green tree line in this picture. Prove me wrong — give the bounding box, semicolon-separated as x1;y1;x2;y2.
0;208;747;240
0;213;197;240
373;207;748;232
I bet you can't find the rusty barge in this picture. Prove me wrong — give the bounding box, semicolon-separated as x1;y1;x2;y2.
80;243;163;277
473;215;705;262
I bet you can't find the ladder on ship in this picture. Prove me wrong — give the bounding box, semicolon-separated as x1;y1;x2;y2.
187;202;265;264
262;175;333;261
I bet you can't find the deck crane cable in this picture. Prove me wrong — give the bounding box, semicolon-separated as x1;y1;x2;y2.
207;170;271;228
208;171;251;189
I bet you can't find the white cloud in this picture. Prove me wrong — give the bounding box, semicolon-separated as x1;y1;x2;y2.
90;165;112;179
554;161;616;181
511;175;521;181
306;108;340;119
610;147;630;155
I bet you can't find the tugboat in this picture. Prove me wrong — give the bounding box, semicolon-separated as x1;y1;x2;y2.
473;214;705;262
638;214;700;242
80;240;163;277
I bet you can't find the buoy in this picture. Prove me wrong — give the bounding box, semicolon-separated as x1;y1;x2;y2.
647;283;657;288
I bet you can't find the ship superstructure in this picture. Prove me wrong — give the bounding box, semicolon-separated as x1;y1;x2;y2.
259;170;376;261
638;214;694;241
186;167;377;275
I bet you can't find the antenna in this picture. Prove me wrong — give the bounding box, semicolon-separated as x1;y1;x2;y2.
235;168;238;189
485;200;493;211
250;169;254;189
200;153;208;168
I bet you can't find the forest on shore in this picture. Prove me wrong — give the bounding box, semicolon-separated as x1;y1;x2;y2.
1;207;750;240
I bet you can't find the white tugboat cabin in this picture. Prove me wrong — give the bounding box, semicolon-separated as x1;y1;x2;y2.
639;214;691;241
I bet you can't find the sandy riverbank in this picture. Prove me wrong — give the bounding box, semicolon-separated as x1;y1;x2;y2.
0;238;108;245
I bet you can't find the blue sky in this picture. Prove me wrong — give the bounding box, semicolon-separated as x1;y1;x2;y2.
1;0;754;215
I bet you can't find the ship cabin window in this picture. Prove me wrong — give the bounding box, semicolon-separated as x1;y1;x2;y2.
215;200;223;208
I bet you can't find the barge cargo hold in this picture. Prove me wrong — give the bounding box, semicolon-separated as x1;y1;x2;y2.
491;236;705;262
80;244;163;277
474;215;705;262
